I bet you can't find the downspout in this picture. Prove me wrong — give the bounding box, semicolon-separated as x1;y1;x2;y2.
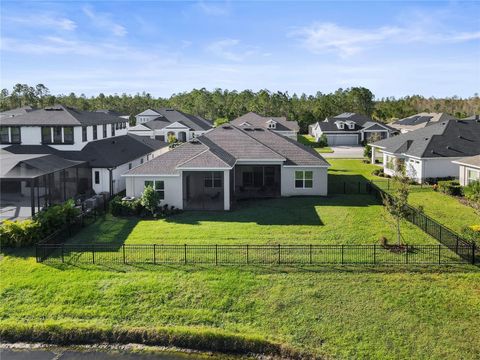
108;167;116;197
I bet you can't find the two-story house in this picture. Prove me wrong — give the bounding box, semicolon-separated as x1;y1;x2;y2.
129;108;213;142
230;112;299;140
1;105;167;220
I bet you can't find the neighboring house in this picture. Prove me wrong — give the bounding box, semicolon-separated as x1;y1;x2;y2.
131;108;213;142
0;105;167;218
463;114;480;121
309;112;395;146
230;112;299;140
369;119;480;183
389;112;456;134
453;155;480;186
0;106;37;119
123;124;330;211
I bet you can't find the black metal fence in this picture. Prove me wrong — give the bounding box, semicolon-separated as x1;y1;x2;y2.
36;243;475;265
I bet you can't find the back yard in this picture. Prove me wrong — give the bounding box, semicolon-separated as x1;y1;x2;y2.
1;161;479;359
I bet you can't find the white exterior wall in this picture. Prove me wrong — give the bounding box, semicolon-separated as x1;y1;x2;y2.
280;166;328;196
125;175;183;209
405;157;423;182
20;126;42;145
458;165;480;186
274;130;297;140
423;158;461;180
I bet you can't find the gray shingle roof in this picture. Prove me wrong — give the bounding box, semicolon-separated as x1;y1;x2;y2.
3;134;166;168
370;119;480;158
151;108;213;131
316;113;394;133
0;106;37;119
0;105;126;126
453;155;480;169
231;112;299;132
125;124;329;176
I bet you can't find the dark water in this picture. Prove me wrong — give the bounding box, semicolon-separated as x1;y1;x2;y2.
0;348;224;360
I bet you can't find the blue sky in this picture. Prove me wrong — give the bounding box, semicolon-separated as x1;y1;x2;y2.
1;1;479;98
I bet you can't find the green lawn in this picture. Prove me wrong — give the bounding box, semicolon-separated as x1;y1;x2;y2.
68;196;435;246
328;159;480;233
297;134;333;153
1;163;479;359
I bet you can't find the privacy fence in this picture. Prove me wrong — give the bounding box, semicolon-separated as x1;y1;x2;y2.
36;243;475;265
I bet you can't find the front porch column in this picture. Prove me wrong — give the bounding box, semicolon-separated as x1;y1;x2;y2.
223;170;230;211
371;146;376;164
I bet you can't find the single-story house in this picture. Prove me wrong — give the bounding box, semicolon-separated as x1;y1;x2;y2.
389;112;456;134
123;124;330;210
230;112;299;140
369;119;480;183
130;108;213;142
453;155;480;186
309;112;396;146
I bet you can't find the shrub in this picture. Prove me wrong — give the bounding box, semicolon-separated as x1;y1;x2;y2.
109;196;143;216
372;168;385;177
318;134;328;147
463;181;480;202
461;225;480;246
437;180;462;196
0;219;42;247
364;144;372;159
140;186;161;216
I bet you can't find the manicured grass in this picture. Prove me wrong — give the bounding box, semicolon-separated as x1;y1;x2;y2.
297;134;333;153
67;196;435;245
1;161;479;359
328;159;480;233
1;255;479;359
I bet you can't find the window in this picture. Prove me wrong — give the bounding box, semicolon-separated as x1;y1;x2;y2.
53;127;62;143
111;123;115;136
103;124;107;138
155;181;165;200
115;123;119;130
0;127;9;143
82;126;87;142
140;158;144;164
64;127;73;143
93;126;97;140
42;127;52;144
267;121;276;129
10;127;20;143
385;156;395;170
128;163;132;170
144;180;165;200
467;169;480;184
204;172;222;188
295;171;313;188
94;171;100;184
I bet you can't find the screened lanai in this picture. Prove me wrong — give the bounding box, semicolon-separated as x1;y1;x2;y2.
0;151;92;221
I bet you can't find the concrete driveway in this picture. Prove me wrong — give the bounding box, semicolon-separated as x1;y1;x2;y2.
322;145;364;158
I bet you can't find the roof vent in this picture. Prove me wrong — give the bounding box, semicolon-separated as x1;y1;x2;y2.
254;127;263;131
190;138;201;144
221;125;232;129
244;128;253;131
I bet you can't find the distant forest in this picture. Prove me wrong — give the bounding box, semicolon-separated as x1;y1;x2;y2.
1;84;478;132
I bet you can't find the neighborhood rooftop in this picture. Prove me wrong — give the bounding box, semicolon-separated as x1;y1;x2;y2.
370;119;480;158
126;124;328;176
0;105;125;126
140;108;212;131
231;112;300;132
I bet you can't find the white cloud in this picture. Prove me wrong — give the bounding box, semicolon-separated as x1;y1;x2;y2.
195;1;230;16
82;5;127;37
5;14;76;31
206;39;257;62
291;21;480;57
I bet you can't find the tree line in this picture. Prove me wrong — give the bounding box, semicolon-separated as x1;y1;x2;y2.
1;84;478;132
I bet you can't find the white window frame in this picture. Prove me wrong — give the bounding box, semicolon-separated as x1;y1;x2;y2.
467;169;480;184
295;170;313;189
144;180;165;200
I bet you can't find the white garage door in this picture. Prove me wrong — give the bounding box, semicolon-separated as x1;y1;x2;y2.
326;134;358;146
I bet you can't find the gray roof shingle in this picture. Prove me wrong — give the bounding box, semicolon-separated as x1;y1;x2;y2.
231;112;299;132
0;105;126;126
370;119;480;158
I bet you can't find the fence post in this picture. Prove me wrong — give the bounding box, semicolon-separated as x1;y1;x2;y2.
438;244;441;265
92;244;95;264
278;244;281;264
341;245;344;264
439;226;442;242
61;244;64;263
246;244;249;264
455;236;459;254
215;244;218;266
405;245;408;264
309;244;313;265
184;244;187;264
153;244;156;265
373;244;376;264
472;243;476;265
123;244;126;264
